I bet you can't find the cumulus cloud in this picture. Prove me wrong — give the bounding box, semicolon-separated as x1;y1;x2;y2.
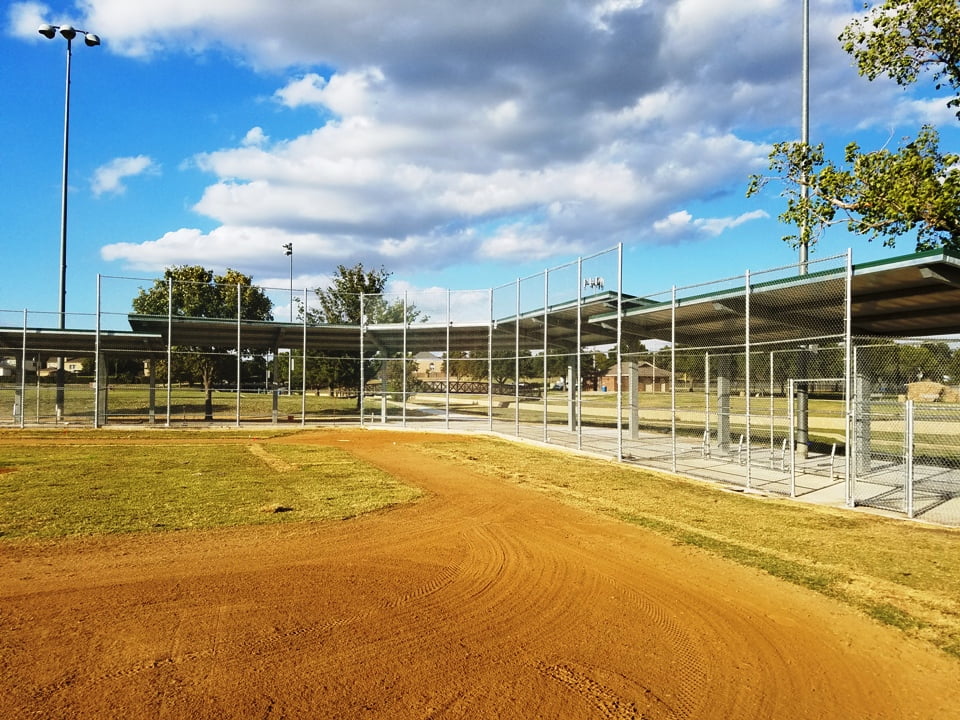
62;0;934;277
274;68;385;117
654;209;769;239
91;155;158;196
241;127;268;147
7;1;48;37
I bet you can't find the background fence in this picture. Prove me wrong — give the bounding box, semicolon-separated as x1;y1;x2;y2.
2;246;960;525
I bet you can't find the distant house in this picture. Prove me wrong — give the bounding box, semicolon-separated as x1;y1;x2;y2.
599;360;676;392
38;357;85;377
412;351;442;378
0;357;38;377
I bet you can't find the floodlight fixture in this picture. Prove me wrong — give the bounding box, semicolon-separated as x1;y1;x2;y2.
37;23;100;47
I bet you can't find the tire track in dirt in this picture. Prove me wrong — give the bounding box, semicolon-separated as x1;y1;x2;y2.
2;428;959;719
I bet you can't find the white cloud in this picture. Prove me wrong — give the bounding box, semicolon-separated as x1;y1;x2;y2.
654;209;769;239
91;155;158;196
275;69;385;117
896;98;958;126
591;0;648;31
653;210;695;236
7;1;49;37
242;126;268;147
74;0;944;279
477;224;581;262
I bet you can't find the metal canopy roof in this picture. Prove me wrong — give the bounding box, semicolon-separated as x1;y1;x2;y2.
591;249;960;347
4;251;960;359
120;291;625;355
0;328;165;356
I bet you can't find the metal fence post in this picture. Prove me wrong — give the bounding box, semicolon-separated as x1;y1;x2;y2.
745;269;751;490
236;282;242;427
301;286;307;425
789;379;796;497
165;277;172;427
906;399;915;518
543;269;549;443
844;249;855;507
19;310;27;428
769;350;775;467
94;274;102;428
704;351;710;452
577;256;583;451
359;293;365;427
515;278;520;437
616;243;623;461
488;288;493;431
445;289;451;430
671;284;677;473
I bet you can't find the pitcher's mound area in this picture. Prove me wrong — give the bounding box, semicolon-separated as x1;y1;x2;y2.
1;430;957;719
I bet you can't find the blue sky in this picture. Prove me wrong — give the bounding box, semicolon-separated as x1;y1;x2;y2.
2;0;958;325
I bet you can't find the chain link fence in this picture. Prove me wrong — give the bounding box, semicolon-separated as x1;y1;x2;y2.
3;249;960;525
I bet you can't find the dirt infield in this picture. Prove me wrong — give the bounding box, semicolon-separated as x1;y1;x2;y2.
1;430;958;719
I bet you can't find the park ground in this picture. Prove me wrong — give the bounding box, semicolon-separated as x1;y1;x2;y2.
1;428;959;719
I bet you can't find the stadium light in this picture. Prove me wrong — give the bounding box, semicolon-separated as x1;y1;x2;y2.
38;22;101;415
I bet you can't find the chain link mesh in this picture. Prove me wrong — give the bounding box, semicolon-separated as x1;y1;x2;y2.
3;251;960;525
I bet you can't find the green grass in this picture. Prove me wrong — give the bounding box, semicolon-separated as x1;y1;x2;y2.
0;431;420;538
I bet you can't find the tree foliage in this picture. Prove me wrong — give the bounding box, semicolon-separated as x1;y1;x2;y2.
748;0;960;252
840;0;960;119
747;126;960;250
132;265;273;418
304;263;424;400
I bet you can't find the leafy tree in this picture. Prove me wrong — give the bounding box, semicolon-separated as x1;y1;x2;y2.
442;350;473;380
747;127;960;251
840;0;960;119
747;0;960;252
305;263;423;404
132;266;273;420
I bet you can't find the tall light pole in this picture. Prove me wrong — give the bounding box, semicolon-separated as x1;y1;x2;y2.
283;243;293;395
797;0;811;458
38;22;101;416
800;0;810;275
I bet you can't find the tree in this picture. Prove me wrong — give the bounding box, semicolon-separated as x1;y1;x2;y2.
481;350;537;387
747;127;960;250
444;350;471;380
840;0;960;119
747;0;960;252
132;266;273;420
305;263;423;404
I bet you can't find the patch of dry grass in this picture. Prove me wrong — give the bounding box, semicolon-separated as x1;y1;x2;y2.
0;431;420;539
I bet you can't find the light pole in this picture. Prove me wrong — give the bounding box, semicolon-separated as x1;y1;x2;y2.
797;0;811;457
800;0;810;275
283;243;293;395
38;22;100;416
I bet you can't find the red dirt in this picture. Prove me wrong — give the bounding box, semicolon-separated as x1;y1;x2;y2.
1;429;958;719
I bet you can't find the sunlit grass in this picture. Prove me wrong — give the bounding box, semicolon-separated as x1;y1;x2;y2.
0;431;419;538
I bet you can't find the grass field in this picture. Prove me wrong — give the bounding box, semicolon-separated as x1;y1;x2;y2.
8;383;956;459
1;426;958;660
0;430;420;538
